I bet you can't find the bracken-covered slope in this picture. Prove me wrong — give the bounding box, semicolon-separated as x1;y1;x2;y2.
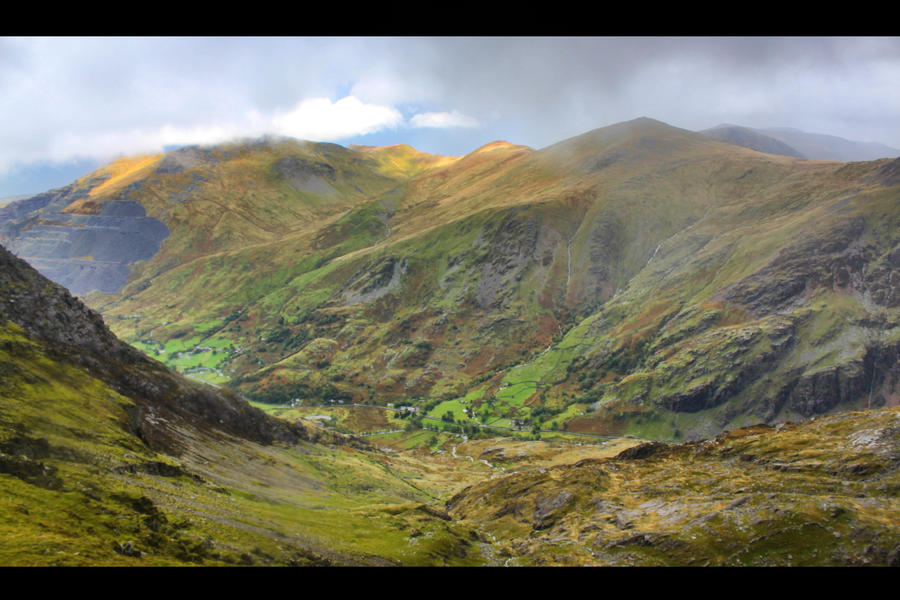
2;118;899;441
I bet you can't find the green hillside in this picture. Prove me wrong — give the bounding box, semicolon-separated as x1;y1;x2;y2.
2;118;898;442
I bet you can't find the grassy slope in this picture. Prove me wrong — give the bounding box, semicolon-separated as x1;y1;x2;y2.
0;243;492;566
5;312;898;566
4;306;898;566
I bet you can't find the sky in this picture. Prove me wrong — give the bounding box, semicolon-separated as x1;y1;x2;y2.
2;36;900;197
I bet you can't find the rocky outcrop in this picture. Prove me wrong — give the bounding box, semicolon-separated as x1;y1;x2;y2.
341;256;408;306
448;407;900;566
720;217;867;316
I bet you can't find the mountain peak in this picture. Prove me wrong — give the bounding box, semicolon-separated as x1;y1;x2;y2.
535;117;709;170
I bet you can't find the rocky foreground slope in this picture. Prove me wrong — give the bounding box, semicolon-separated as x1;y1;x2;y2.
448;406;900;566
0;243;337;454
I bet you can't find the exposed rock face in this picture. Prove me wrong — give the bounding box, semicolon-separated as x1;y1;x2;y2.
342;256;408;306
533;490;574;529
772;342;900;417
275;156;337;195
474;210;540;309
1;194;169;295
154;146;219;175
720;217;868;316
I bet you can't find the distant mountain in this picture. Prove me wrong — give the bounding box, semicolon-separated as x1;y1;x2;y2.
699;125;805;158
761;127;900;161
700;124;900;161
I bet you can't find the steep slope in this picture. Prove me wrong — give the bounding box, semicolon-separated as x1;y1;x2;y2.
495;151;900;439
0;241;314;451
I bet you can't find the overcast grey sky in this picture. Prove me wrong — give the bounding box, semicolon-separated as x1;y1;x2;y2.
2;36;899;195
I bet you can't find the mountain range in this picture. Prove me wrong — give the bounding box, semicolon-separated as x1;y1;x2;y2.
2;118;899;441
1;117;899;565
700;124;900;162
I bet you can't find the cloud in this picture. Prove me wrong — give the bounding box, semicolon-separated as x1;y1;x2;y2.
0;94;407;172
410;110;479;129
2;36;900;183
272;96;403;141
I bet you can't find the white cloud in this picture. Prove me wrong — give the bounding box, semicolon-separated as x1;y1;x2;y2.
0;95;408;172
271;96;403;141
410;110;480;129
